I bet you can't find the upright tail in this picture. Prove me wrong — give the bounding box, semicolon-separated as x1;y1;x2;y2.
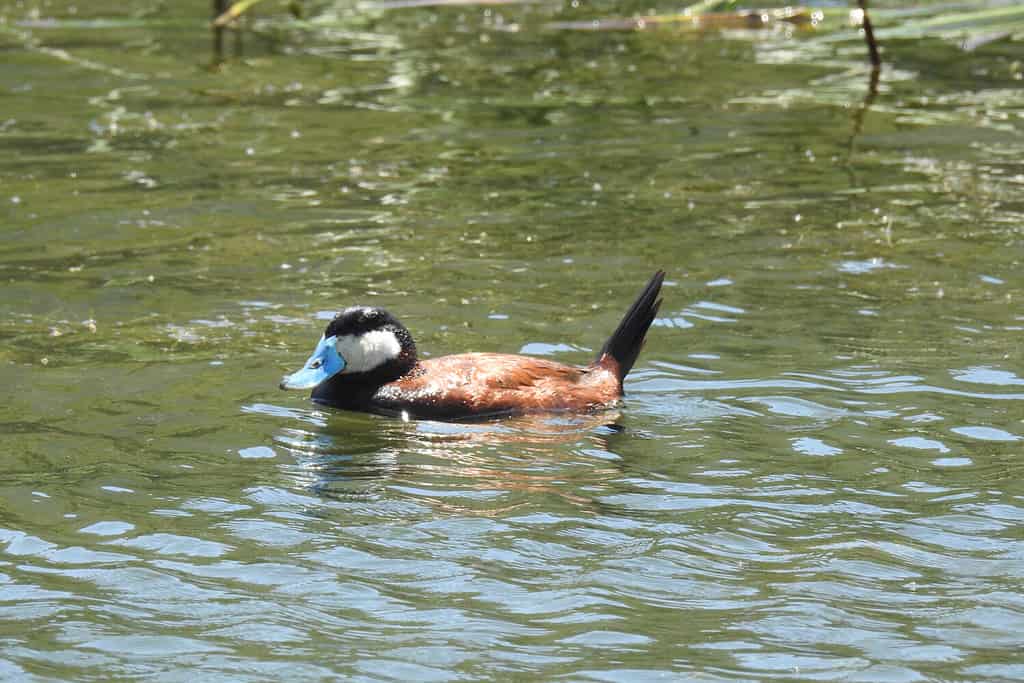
595;270;664;390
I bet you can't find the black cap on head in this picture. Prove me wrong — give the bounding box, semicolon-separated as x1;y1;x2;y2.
324;306;403;339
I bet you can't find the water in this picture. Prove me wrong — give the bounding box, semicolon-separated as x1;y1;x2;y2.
1;1;1023;679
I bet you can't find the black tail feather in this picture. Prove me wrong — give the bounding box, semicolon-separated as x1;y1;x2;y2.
596;270;664;388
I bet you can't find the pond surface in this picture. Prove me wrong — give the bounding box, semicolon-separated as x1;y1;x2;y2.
1;0;1023;680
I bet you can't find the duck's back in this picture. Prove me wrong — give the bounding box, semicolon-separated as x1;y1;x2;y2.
372;353;621;419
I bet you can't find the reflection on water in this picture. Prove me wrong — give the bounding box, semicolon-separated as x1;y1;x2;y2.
251;403;630;512
1;0;1023;680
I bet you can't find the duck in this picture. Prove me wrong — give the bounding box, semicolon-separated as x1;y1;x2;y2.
279;270;664;420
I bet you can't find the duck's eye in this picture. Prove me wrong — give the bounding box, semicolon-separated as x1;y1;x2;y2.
310;358;323;369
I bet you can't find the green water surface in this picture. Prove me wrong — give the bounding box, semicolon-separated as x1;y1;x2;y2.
1;1;1022;680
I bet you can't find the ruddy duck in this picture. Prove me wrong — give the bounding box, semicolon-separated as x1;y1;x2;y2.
280;270;664;420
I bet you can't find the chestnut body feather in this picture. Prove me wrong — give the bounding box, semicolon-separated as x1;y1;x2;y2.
283;271;665;420
373;353;621;419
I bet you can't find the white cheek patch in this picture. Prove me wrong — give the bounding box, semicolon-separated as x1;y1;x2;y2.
335;330;402;374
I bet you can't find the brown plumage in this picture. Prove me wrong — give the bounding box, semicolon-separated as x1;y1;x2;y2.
281;271;665;420
375;353;623;417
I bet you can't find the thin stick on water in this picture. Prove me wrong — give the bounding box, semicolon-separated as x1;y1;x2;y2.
213;0;229;61
857;0;881;69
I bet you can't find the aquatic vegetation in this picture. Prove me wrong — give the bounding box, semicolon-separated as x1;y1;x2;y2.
211;0;1024;50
